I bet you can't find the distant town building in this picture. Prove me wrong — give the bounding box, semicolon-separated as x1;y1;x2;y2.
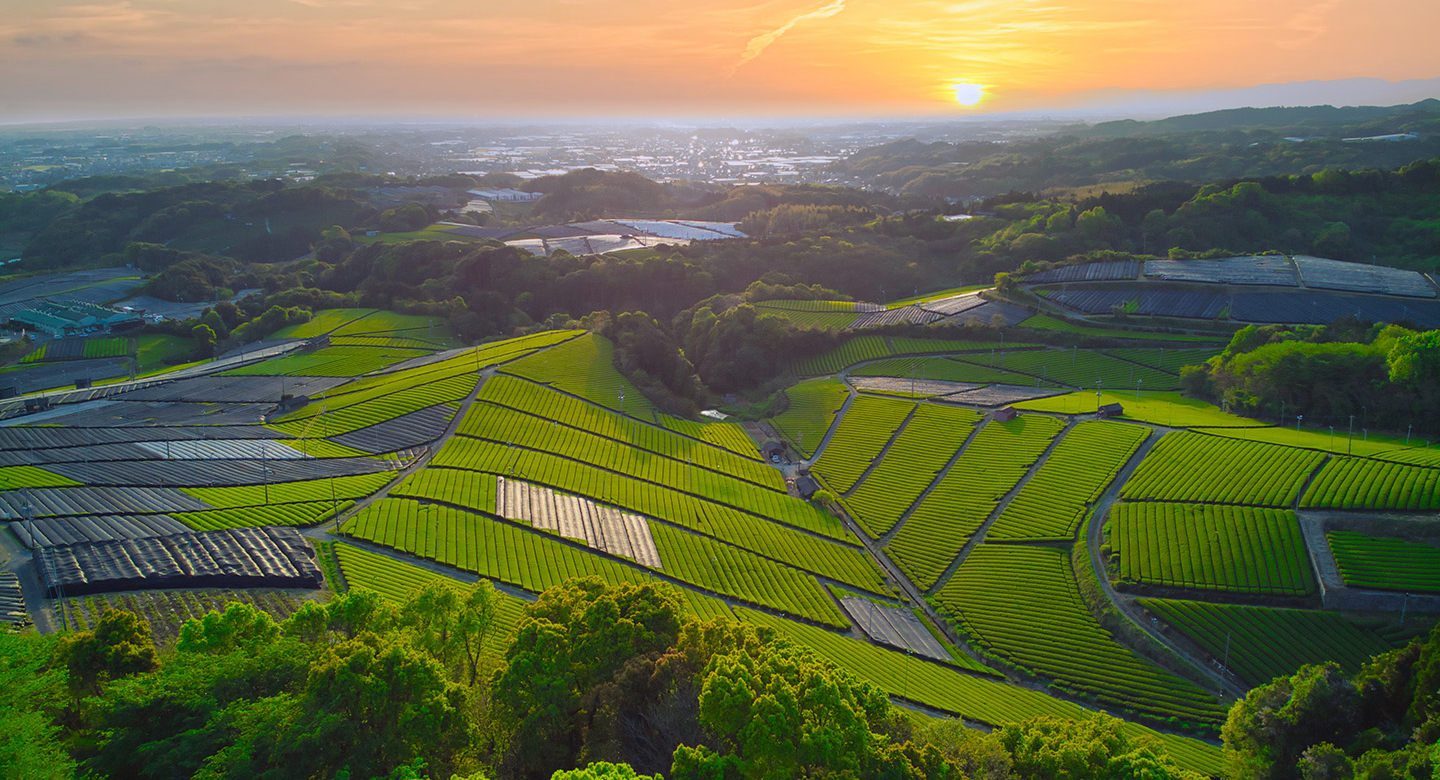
1342;133;1421;143
467;188;544;203
9;301;138;336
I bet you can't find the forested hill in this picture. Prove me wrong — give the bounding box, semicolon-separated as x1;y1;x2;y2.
1082;99;1440;136
832;100;1440;199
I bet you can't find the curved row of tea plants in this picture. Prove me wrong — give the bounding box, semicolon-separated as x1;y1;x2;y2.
812;394;914;493
427;439;880;591
1108;503;1316;596
887;415;1066;588
1326;531;1440;592
934;544;1228;725
1301;456;1440;511
1137;599;1395;686
988;420;1149;542
842;404;981;538
1121;431;1325;506
343;497;849;628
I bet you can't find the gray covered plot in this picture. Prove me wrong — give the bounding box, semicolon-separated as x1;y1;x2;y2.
495;476;663;568
0;486;209;519
0;573;26;627
115;374;349;403
1145;256;1298;286
941;384;1069;406
35;526;322;597
850;377;985;397
850;306;943;328
46;456;394;488
12;514;191;548
839;597;949;660
333;405;452;454
1293;255;1437;298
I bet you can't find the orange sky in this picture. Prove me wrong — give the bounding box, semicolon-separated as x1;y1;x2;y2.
1;0;1437;120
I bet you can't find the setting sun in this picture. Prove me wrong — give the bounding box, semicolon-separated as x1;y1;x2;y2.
951;82;987;107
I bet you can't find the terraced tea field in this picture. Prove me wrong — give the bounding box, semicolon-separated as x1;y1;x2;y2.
4;308;1419;777
1301;457;1440;510
1121;431;1324;505
886;414;1064;587
770;378;849;457
1326;532;1440;592
988;421;1148;541
1109;504;1316;596
935;545;1228;724
812;394;914;493
841;404;981;537
1137;599;1394;685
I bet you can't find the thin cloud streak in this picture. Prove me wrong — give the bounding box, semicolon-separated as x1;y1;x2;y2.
733;0;846;71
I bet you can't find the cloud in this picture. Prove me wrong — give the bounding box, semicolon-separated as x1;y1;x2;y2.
1279;0;1338;49
733;0;846;70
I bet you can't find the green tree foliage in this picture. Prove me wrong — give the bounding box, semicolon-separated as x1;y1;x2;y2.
1187;322;1440;435
230;304;312;343
0;633;74;780
1223;624;1440;780
176;601;281;654
998;715;1204;780
551;762;662;780
492;578;684;778
524;169;675;222
53;608;158;698
675;635;910;780
738;204;871;238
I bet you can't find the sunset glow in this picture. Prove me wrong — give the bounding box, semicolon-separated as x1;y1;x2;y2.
952;83;987;107
0;0;1436;121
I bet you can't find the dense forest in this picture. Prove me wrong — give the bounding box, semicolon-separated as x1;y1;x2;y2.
833;101;1440;201
4;577;1435;780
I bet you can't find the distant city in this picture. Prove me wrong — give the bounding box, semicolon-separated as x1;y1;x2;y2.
0;117;1077;192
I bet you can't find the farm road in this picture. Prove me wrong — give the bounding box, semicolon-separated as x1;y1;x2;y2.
304;365;497;539
1084;427;1247;700
921;417;1078;594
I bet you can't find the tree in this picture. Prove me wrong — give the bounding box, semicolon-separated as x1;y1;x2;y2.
455;580;500;685
492;578;684;779
192;323;217;359
301;632;468;778
54;609;158;697
0;633;74;780
177;601;281;654
675;634;903;780
1223;663;1360;780
551;762;663;780
997;715;1203;780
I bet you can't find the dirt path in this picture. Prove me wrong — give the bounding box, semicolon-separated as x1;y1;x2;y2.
1083;429;1247;700
923;418;1079;593
0;527;60;634
305;366;495;538
877;420;989;547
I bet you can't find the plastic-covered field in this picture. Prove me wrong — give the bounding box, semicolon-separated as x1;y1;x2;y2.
1024;260;1141;284
1293;255;1435;298
1229;292;1440;328
1146;256;1297;286
838;596;950;660
36;526;322;596
12;514;191;548
1045;289;1227;319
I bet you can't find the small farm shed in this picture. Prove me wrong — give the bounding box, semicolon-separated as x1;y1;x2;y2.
992;406;1018;422
1098;403;1124;418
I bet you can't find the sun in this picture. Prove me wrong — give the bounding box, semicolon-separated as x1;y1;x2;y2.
951;82;987;107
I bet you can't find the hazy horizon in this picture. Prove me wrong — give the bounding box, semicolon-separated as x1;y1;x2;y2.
2;0;1438;125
